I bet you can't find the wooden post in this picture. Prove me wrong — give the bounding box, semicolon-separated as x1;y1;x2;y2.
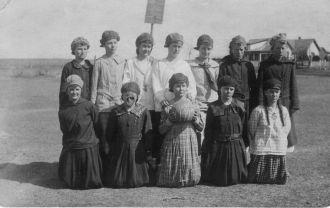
150;23;154;36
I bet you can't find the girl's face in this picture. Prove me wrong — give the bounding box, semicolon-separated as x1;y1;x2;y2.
264;88;281;104
67;85;81;103
168;42;182;58
74;45;88;60
271;42;287;60
220;86;235;100
138;43;153;57
104;39;118;54
198;45;212;59
122;91;138;108
172;82;188;98
231;44;245;60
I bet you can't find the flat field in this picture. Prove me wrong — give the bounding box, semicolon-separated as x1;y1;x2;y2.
0;60;329;206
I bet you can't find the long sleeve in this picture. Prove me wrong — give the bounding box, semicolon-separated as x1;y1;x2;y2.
90;61;100;104
151;61;166;111
289;64;299;112
202;107;214;153
257;64;265;105
142;110;153;151
90;102;99;128
122;59;132;84
247;63;258;110
158;111;172;135
248;107;260;146
185;63;197;99
59;65;69;107
282;106;291;136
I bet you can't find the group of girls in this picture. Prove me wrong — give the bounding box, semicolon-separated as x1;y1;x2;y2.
58;30;299;189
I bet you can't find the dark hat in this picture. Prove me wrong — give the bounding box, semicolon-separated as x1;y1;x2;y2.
263;78;281;90
194;34;213;50
164;33;184;47
100;30;120;47
135;32;154;47
217;75;237;89
270;33;287;47
121;82;140;95
229;35;247;48
169;73;189;92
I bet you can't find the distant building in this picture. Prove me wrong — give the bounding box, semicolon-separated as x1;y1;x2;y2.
246;37;323;69
287;37;320;68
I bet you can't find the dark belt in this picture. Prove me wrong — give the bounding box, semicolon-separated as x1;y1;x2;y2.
214;133;241;143
119;134;142;141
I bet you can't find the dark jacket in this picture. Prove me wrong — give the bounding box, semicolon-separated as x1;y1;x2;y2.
59;60;93;107
257;56;299;112
58;98;99;150
218;55;258;106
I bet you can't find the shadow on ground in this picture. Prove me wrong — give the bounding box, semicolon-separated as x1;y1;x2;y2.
0;162;65;189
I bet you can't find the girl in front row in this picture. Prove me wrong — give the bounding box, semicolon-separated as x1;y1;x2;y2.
103;82;153;188
58;75;103;189
202;75;248;186
248;78;291;184
157;73;203;187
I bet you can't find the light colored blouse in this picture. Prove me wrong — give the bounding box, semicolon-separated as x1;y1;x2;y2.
248;105;291;155
123;56;156;110
90;54;125;112
188;58;219;104
151;58;197;112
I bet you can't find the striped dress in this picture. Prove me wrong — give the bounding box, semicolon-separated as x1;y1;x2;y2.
157;97;203;187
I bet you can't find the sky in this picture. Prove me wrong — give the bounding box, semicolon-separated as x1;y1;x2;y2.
0;0;330;59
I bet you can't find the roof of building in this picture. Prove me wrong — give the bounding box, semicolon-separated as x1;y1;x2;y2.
247;37;320;54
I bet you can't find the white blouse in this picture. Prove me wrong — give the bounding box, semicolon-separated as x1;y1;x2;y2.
248;105;291;155
123;56;156;110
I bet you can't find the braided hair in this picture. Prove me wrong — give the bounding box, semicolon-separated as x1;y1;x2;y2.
263;96;285;126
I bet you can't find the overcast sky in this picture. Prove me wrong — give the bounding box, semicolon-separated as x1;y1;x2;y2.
1;0;330;59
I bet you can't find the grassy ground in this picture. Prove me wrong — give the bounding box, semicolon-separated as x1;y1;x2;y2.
0;74;329;206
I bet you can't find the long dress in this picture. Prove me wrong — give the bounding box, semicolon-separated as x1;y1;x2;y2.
58;98;103;189
157;97;203;187
103;104;153;188
202;99;248;186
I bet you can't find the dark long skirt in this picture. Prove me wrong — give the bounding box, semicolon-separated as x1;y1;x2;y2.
248;154;288;185
103;139;149;188
203;139;247;186
58;144;103;189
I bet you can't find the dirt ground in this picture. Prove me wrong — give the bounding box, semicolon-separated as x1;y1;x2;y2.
0;75;329;207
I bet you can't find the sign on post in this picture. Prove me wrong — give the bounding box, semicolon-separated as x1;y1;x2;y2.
145;0;165;24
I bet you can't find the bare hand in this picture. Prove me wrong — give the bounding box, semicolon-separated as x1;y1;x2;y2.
192;111;199;123
160;100;170;108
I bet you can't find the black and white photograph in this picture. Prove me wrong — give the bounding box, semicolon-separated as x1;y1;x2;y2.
0;0;329;206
